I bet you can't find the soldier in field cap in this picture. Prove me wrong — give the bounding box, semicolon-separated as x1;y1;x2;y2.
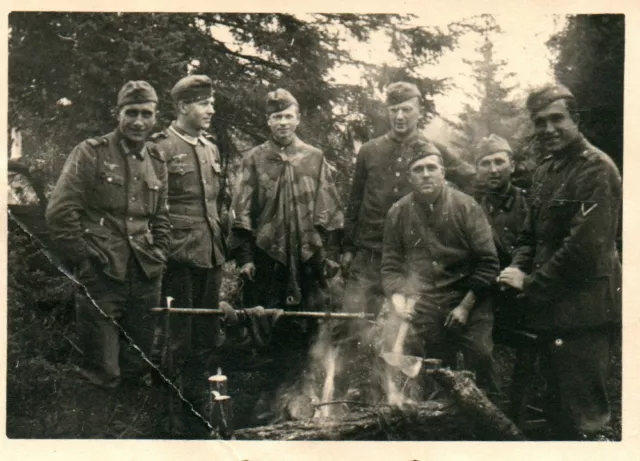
228;87;343;423
46;81;170;388
229;87;343;313
379;137;500;400
149;75;226;428
473;134;528;268
498;83;622;440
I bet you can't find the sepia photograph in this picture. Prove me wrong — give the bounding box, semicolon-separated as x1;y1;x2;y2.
4;7;626;452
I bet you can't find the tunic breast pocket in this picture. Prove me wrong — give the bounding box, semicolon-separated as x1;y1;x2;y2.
96;172;126;210
167;162;197;194
543;199;577;236
144;177;162;213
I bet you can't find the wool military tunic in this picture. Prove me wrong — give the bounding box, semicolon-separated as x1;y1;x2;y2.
152;123;225;268
478;183;529;268
510;136;622;331
381;186;499;315
46;130;171;281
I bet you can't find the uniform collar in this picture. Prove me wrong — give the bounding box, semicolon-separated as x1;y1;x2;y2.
414;183;445;213
483;182;515;212
388;129;420;144
115;130;145;160
547;135;589;172
170;122;206;146
268;134;300;154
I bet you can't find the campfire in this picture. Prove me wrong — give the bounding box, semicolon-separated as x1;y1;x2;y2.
153;301;526;441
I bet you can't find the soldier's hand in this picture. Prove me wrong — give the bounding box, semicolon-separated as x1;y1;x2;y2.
324;258;341;279
340;251;354;277
445;305;470;330
239;262;256;282
497;266;526;291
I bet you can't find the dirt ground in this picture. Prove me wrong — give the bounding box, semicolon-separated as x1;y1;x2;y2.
5;229;622;440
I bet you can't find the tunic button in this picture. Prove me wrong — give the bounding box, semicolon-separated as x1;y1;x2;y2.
134;176;139;181
393;187;399;193
202;180;207;184
129;217;133;221
129;235;133;240
504;227;509;231
107;177;113;183
395;172;400;177
432;261;437;266
397;157;402;162
131;197;136;201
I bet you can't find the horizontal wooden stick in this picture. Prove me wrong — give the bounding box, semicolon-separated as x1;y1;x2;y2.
150;307;374;320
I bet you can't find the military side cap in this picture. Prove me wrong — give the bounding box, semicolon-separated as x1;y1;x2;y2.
474;134;512;164
266;88;299;115
526;83;574;115
117;81;158;107
407;139;442;169
386;81;421;106
171;75;214;103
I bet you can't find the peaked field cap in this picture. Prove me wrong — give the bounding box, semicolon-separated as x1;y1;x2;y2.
117;81;158;107
266;88;299;115
407;139;442;169
386;81;421;106
474;134;512;163
526;83;575;115
171;75;214;103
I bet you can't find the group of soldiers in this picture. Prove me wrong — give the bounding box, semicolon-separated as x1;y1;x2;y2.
45;76;621;440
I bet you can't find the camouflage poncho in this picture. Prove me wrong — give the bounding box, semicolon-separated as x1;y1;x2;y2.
229;136;343;305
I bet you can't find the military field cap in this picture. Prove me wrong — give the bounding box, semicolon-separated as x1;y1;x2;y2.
407;139;442;169
266;88;299;115
117;80;158;107
526;83;574;115
171;75;214;103
474;134;512;164
386;81;422;106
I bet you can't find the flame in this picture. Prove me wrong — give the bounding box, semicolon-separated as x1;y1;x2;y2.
319;346;338;418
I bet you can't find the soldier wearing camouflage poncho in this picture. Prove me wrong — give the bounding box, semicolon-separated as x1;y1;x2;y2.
228;88;343;313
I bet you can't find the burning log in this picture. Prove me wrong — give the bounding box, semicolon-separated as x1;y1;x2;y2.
234;367;526;441
426;368;525;441
235;401;466;441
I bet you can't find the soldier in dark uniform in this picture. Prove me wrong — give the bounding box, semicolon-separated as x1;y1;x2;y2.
46;81;170;388
152;75;225;352
474;134;528;268
381;139;500;396
498;84;622;439
473;134;529;333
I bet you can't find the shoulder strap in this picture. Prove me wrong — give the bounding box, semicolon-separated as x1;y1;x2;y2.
86;136;108;186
